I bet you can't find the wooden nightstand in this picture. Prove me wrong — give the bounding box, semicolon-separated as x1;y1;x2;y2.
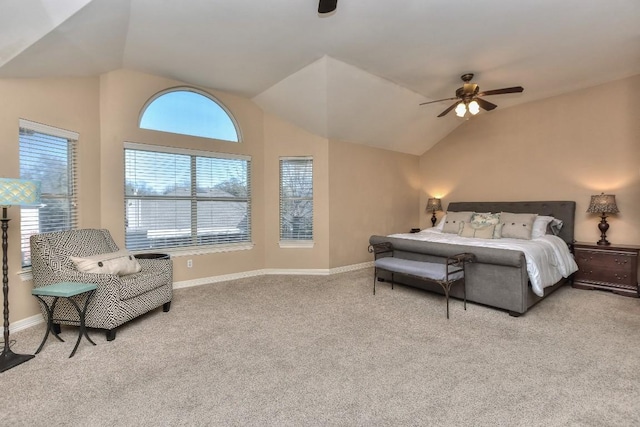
572;242;640;297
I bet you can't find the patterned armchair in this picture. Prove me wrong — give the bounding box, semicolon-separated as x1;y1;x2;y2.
30;229;173;341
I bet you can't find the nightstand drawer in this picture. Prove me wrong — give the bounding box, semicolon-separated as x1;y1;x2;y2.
574;250;636;286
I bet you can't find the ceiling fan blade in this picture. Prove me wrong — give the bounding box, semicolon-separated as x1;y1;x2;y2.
318;0;337;13
419;97;458;106
475;97;497;111
437;102;460;117
477;86;524;97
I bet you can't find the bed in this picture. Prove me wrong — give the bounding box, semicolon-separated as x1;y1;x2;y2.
369;201;578;316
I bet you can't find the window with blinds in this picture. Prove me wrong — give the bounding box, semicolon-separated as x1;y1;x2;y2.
279;157;313;241
124;143;251;251
19;119;79;267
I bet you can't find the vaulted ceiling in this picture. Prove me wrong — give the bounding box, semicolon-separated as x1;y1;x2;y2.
1;0;639;155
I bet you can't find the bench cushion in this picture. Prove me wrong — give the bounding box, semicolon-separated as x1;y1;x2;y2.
375;257;464;282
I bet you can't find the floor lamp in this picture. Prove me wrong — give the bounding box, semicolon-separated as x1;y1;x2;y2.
0;178;41;373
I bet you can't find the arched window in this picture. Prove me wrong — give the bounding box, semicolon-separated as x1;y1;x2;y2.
139;88;240;142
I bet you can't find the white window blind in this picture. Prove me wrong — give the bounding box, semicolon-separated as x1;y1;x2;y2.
124;143;251;251
279;157;313;241
19;119;79;267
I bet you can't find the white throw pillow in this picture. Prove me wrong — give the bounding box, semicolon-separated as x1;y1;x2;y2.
531;215;555;239
458;222;495;239
70;250;142;276
500;212;537;240
434;214;447;231
442;211;473;234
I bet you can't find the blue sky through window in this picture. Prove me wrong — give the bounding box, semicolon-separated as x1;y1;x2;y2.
140;90;239;142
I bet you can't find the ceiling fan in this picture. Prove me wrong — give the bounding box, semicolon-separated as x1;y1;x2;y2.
318;0;338;14
420;73;524;118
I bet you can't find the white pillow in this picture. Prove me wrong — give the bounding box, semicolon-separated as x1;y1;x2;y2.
70;250;142;276
434;214;447;231
458;222;495;239
531;215;562;239
500;212;537;240
442;211;474;234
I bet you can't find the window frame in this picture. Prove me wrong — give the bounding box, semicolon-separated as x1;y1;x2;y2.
279;156;314;248
138;86;242;143
19;119;79;268
124;142;253;254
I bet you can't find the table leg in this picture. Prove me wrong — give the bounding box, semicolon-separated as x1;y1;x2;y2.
33;296;65;355
66;290;96;358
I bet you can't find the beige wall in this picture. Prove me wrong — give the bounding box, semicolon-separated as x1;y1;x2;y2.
98;69;266;280
419;74;640;245
329;139;421;268
262;113;331;269
0;77;102;323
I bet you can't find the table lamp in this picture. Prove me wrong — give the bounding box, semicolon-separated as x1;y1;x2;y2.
586;193;618;246
426;198;443;227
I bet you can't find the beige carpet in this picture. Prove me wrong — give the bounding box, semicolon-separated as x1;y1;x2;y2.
2;268;639;426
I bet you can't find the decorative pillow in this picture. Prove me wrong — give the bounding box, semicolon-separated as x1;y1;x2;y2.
470;212;502;239
434;214;447;231
458;222;495;239
70;250;142;276
549;218;563;236
442;211;473;234
531;215;555;239
500;212;537;240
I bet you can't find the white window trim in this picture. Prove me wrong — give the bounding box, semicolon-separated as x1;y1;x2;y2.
19;118;79;268
138;86;243;143
279;156;314;244
124;142;252;251
278;240;315;249
124;142;250;161
19;119;79;141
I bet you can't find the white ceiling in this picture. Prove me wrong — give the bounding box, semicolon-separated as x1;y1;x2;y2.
1;0;639;155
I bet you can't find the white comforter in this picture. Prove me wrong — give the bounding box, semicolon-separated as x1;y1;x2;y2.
388;229;578;297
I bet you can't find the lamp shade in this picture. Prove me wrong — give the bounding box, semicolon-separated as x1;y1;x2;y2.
0;178;41;206
426;197;443;212
587;193;619;214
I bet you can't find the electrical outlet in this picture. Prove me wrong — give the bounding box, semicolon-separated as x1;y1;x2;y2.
187;259;193;268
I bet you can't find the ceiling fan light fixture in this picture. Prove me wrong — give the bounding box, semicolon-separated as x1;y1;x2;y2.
468;100;480;115
455;103;467;117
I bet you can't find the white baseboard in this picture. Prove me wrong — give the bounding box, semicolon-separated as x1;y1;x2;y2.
10;313;44;333
173;261;373;289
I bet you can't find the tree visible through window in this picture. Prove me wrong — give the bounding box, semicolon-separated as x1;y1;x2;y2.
19;119;78;267
280;157;313;241
139;88;239;142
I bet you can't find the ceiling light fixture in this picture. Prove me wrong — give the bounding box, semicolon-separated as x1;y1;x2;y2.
455;100;481;118
468;100;480;115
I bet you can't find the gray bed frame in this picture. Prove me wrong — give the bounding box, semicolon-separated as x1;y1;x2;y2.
369;201;576;316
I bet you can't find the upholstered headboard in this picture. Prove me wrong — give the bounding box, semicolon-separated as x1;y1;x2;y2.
446;201;576;244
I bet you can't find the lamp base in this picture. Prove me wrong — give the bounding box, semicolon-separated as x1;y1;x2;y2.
431;212;437;227
596;214;611;246
0;348;34;373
